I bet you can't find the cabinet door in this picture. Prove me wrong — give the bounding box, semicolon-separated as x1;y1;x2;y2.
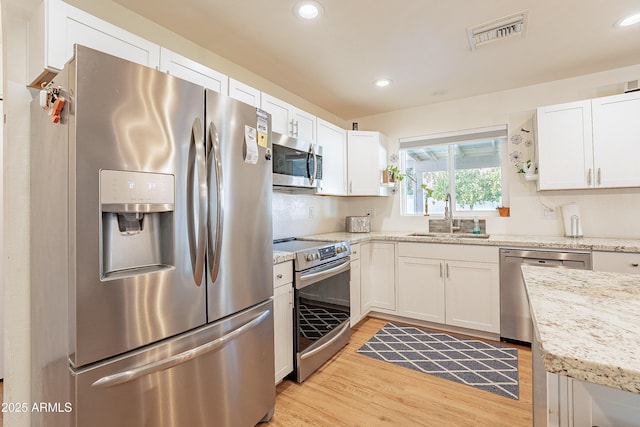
572;380;640;427
592;251;640;274
317;119;347;195
228;79;261;107
397;257;445;323
261;93;291;136
361;243;395;311
30;0;161;86
159;48;228;94
347;131;386;195
592;91;640;188
273;283;293;384
536;100;593;190
445;260;499;333
350;258;362;327
291;108;316;143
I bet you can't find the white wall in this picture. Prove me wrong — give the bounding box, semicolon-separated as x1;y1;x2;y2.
3;1;34;426
348;64;640;238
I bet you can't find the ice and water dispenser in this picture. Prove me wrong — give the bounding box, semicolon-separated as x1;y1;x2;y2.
100;170;175;280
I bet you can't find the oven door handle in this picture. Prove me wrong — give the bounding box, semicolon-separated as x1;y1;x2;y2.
298;258;350;287
300;322;350;361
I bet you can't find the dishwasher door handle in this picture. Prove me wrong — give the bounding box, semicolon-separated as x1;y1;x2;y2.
522;258;562;267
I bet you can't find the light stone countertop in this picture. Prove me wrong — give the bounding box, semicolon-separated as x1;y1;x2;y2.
296;231;640;252
273;231;640;263
522;265;640;394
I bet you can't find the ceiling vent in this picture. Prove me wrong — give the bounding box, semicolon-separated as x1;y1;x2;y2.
467;11;528;51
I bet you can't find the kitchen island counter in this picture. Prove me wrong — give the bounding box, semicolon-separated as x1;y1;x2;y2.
522;264;640;394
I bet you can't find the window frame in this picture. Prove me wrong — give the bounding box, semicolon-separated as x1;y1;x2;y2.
398;125;509;218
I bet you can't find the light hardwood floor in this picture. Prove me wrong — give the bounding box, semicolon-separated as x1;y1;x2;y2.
267;317;532;426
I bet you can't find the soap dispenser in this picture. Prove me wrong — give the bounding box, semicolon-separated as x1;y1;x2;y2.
473;216;481;234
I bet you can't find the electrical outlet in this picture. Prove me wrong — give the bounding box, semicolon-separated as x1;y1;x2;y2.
541;207;556;219
365;208;376;217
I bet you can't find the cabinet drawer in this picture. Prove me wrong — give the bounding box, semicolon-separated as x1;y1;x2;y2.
398;242;498;263
273;261;293;288
592;251;640;274
350;243;361;260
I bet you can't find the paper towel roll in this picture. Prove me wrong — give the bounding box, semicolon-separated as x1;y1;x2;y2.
562;203;583;237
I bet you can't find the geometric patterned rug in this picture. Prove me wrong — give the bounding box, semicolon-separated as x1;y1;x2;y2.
357;323;519;400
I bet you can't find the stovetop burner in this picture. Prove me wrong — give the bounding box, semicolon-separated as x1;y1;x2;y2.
273;238;351;271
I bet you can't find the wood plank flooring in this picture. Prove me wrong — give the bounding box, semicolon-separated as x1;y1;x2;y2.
267;317;532;426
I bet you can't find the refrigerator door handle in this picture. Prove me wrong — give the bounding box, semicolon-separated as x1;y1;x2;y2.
187;117;207;286
207;121;224;284
91;309;271;388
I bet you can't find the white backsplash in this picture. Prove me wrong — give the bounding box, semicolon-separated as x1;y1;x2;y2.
272;191;349;240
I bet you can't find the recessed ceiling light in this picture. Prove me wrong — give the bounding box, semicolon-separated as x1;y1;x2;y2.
374;78;392;88
294;1;324;20
616;12;640;27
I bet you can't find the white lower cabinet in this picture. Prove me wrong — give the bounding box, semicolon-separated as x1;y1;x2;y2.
360;242;396;312
350;244;362;327
397;257;445;323
445;260;499;332
592;251;640;274
397;243;500;334
541;372;640;427
273;261;293;384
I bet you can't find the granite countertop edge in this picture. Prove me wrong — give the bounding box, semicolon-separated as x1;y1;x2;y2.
273;231;640;264
522;265;640;394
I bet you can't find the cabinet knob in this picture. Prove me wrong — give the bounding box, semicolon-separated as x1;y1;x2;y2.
631;263;639;268
276;273;283;279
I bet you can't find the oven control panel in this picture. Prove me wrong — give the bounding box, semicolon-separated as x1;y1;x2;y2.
301;243;350;265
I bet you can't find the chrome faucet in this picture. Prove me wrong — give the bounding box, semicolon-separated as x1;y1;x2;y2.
444;193;460;233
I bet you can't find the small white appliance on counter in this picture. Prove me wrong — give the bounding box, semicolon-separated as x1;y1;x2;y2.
562;203;583;237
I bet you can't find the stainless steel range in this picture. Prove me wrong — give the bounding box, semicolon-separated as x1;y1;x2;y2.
273;238;351;382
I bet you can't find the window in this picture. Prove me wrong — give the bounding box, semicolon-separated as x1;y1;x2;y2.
399;125;507;216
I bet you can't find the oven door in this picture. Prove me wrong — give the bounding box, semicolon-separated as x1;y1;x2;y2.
272;132;322;189
294;258;350;382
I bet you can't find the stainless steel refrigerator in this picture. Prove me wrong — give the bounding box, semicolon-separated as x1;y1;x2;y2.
30;45;275;427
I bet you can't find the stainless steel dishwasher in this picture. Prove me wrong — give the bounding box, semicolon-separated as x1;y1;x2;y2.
499;247;592;345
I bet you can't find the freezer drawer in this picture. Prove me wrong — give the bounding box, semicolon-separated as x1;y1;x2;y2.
68;300;274;427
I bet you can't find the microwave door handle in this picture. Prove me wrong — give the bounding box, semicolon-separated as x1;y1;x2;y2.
307;144;316;185
186;117;207;286
207;121;223;284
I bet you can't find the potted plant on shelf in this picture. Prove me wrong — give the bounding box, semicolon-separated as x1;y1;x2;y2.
497;206;510;217
383;165;403;185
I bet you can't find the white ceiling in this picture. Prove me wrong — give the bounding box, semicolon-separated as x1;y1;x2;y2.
114;0;640;120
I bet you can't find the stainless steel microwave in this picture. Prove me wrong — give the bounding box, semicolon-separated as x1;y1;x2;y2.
272;132;322;190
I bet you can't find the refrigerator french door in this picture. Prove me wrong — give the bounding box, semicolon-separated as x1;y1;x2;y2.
30;45;275;427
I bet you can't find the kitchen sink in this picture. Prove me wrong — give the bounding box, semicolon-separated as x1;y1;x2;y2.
408;232;491;239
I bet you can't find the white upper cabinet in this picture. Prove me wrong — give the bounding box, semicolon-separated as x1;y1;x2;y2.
261;93;316;143
347;131;388;196
28;0;161;87
316;119;347;195
228;79;261;107
591;91;640;188
537;91;640;190
159;48;228;94
537;100;593;190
